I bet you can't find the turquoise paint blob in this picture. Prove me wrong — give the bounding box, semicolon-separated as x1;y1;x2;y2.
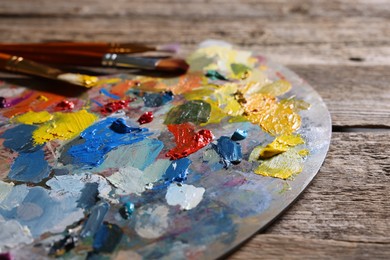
119;202;135;219
67;117;152;167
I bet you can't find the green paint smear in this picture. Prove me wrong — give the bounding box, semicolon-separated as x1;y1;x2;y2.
205;70;228;81
231;63;251;77
164;100;211;125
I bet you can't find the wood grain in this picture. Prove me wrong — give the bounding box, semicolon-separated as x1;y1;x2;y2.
0;0;389;259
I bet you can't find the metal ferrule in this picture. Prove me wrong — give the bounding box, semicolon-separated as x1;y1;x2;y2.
101;53;157;70
6;55;62;79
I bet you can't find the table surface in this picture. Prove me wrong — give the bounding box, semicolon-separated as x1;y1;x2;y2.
0;0;389;258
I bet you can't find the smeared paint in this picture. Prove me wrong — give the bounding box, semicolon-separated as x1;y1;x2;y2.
100;100;132;114
137;111;153;125
165;183;205;210
107;167;147;195
213;136;242;167
55;100;75;111
142;91;173;107
67;117;152;167
0;217;33;251
119;202;135;219
32;110;98;145
7;149;50;183
1;124;41;153
231;129;247;141
254;149;306;179
92;222;123;253
164;100;211;125
0;181;13;203
12;111;53;124
100;88;120;100
166;123;213;160
255;134;305;159
94;139;164;172
0;185;84;237
134;204;170;239
80;201;110;239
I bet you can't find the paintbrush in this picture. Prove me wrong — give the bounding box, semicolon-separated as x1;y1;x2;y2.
0;42;179;54
0;52;99;87
0;49;189;72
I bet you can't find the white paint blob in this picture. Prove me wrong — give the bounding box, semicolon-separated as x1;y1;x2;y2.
134;204;170;239
0;216;33;251
165;183;205;210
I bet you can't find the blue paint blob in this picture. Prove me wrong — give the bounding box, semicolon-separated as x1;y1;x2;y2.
213;136;242;168
80;201;110;239
67;117;152;167
99;88;120;100
8;149;50;183
231;129;247;141
1;124;42;152
110;118;143;134
160;158;191;185
92;223;123;253
142;91;173;107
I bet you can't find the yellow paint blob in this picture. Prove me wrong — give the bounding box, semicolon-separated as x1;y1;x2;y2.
37;95;49;102
258;134;305;159
254;149;304;179
13;111;53;125
214;83;243;116
80;75;100;88
280;98;311;112
32;110;98;145
256;79;292;96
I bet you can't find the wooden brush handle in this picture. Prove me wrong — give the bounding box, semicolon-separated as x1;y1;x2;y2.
0;49;103;66
0;42;155;54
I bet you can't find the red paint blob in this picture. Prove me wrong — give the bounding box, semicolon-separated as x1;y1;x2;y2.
55;100;75;111
137;111;154;125
166;122;213;160
100;100;132;114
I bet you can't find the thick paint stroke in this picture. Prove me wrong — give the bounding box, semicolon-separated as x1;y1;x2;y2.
1;124;41;153
156;158;192;188
32;110;98;145
12;111;53;125
164;100;211;125
213;136;243;168
92;222;123;253
142;91;173;107
166;123;213;160
165;183;205;210
67;117;152;167
7;150;50;183
80;201;110;239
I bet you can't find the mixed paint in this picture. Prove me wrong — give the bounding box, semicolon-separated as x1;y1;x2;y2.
0;40;331;259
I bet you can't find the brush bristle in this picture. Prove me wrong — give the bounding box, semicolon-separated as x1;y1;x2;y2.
57;73;99;88
155;58;189;72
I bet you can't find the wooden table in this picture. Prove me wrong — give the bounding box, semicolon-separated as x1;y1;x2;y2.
0;1;389;258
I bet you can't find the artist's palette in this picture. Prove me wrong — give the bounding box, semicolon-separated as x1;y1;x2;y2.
0;41;331;259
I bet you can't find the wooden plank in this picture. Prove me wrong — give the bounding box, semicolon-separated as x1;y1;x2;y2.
1;0;390;19
291;65;390;128
229;234;390;259
0;16;389;66
264;132;390;242
230;132;390;258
